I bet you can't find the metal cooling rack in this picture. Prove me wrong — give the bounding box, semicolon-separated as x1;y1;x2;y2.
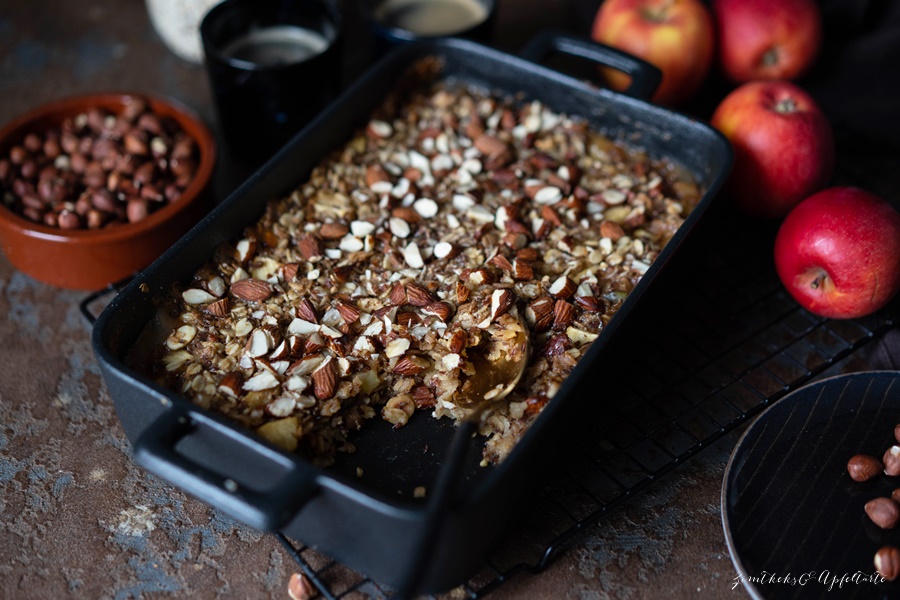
272;208;898;600
271;133;900;599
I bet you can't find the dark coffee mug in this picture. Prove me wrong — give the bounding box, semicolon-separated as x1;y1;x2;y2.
200;0;343;165
361;0;496;53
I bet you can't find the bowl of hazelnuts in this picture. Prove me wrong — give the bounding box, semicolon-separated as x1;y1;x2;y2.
0;93;216;290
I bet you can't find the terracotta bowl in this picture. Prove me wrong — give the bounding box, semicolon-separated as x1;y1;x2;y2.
0;93;216;290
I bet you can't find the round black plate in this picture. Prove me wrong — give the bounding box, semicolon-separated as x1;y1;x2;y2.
723;371;900;600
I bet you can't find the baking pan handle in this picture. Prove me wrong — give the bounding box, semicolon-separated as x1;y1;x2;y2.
519;30;662;101
133;408;319;531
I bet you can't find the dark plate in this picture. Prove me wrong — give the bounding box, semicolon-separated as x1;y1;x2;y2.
723;371;900;600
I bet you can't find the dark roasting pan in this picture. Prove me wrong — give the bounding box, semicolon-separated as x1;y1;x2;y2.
92;32;732;596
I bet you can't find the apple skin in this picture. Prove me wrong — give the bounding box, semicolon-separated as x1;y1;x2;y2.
774;187;900;320
713;0;822;83
711;80;835;219
591;0;714;106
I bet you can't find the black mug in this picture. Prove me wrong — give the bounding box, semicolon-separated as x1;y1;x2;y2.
361;0;496;54
200;0;343;165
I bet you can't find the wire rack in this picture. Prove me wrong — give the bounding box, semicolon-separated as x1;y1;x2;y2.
270;211;898;600
266;135;900;599
80;131;900;600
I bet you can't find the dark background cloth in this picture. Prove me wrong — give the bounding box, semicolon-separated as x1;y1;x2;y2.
806;0;900;149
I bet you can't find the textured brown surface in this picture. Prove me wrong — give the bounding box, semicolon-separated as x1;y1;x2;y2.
0;1;882;599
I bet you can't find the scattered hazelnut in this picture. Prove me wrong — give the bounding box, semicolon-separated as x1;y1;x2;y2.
885;446;900;476
287;572;315;600
865;497;900;529
875;546;900;581
847;454;882;482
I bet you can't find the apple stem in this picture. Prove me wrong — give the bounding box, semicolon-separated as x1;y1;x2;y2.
641;0;674;22
775;97;797;114
762;48;779;67
810;273;825;290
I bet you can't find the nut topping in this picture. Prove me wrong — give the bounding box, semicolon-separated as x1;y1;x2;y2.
393;355;430;375
553;299;576;329
320;222;350;239
389;282;408;305
513;259;534;281
205;298;230;317
600;220;625;241
312;357;337;400
230;278;273;302
548;276;576;299
296;298;318;323
406;283;436;307
335;300;361;324
489;254;514;272
422;301;453;322
298;234;324;260
217;372;243;398
490;289;514;320
145;65;701;467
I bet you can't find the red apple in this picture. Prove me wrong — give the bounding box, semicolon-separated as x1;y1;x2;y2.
774;187;900;319
591;0;714;106
713;0;822;83
711;80;834;219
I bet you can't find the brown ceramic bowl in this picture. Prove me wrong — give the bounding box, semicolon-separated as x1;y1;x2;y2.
0;93;216;290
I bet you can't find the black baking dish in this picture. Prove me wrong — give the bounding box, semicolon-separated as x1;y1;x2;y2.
92;33;732;596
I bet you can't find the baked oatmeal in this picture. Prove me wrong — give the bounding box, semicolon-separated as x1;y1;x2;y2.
142;58;703;466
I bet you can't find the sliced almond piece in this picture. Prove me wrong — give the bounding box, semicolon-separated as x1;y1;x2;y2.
600;220;625;241
392;355;430;375
422;301;453;322
243;370;280;392
413;198;439;218
312;357;337;400
245;328;274;358
230;278;273;303
182;288;217;305
205;298;230;317
406;283;436;307
166;325;197;350
490;288;515;320
553;299;576;329
217;372;243;398
389;217;411;238
548;276;576;299
298;234;324;260
402;241;424;269
385;337;411;358
320;222;350;239
432;241;457;259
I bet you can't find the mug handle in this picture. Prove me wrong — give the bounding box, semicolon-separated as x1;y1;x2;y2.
133;407;319;531
519;30;662;101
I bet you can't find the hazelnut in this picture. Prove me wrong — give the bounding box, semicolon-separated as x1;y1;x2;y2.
287;573;315;600
0;97;199;231
847;454;882;482
875;546;900;581
57;209;81;230
886;445;900;476
865;497;900;529
892;489;900;505
126;198;148;223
